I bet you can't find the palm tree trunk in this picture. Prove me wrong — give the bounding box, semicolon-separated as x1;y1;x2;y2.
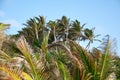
53;26;57;43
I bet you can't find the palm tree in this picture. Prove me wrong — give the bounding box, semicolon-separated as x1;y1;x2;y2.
68;20;84;41
57;16;70;42
18;16;47;48
83;28;101;49
47;20;58;43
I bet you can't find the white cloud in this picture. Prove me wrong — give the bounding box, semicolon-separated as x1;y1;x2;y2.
2;19;23;34
0;10;5;17
2;20;22;27
95;26;107;35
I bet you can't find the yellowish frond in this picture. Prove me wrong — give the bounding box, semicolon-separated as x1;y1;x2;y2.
21;72;33;80
0;65;22;80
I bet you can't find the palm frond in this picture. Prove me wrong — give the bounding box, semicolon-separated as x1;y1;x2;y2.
0;50;11;60
0;64;22;80
57;60;70;80
99;36;114;80
16;36;38;80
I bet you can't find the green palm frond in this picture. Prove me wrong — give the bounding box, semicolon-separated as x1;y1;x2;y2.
16;36;48;80
57;60;70;80
81;70;92;80
16;36;38;80
84;28;94;41
99;36;114;80
70;40;92;72
0;23;10;30
41;31;50;53
69;40;100;80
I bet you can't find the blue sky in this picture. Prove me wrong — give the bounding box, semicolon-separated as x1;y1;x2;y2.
0;0;120;55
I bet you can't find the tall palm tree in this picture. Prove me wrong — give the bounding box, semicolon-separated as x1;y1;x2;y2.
68;20;84;41
57;16;70;42
18;16;47;48
47;20;58;43
83;28;101;49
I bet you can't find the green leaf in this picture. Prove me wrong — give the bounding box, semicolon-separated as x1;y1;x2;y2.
57;60;70;80
0;23;10;30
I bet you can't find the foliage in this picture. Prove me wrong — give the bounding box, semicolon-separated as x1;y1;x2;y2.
0;23;10;49
114;56;120;79
0;16;118;80
15;16;96;47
